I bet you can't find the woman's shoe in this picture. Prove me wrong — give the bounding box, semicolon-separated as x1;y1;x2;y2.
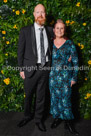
64;120;79;135
51;118;61;129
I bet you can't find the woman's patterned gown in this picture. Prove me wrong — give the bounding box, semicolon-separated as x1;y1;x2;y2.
49;40;78;120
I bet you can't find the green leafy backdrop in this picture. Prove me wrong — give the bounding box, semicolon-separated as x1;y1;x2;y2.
0;0;91;119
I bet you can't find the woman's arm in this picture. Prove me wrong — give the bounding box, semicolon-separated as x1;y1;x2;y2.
70;42;79;84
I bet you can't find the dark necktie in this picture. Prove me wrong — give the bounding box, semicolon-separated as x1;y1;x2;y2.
39;28;46;67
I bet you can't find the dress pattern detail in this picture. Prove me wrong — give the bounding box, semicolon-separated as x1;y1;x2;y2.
49;40;78;119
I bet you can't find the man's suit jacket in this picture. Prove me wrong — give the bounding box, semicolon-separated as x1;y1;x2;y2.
18;24;53;77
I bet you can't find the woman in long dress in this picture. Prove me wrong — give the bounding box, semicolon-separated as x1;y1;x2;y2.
49;19;79;135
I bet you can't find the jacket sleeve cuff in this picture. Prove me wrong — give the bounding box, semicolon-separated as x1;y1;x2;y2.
19;66;24;72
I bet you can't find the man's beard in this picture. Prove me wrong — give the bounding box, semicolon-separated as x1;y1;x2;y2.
35;16;46;25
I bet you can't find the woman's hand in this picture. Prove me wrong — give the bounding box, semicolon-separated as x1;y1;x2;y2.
68;55;71;62
71;80;76;87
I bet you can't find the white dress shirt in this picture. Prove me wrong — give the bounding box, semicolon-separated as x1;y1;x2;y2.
34;22;49;63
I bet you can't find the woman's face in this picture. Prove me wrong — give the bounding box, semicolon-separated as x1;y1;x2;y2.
54;22;65;38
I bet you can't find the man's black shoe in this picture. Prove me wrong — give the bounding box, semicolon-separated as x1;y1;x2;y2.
36;122;46;132
51;118;61;129
17;117;32;127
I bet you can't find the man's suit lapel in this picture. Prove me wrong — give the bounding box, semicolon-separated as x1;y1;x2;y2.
30;24;37;58
30;24;52;59
44;26;52;56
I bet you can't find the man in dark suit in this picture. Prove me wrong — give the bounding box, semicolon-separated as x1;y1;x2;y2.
17;4;53;131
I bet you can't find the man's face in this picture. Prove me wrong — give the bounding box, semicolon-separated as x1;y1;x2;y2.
33;5;46;26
